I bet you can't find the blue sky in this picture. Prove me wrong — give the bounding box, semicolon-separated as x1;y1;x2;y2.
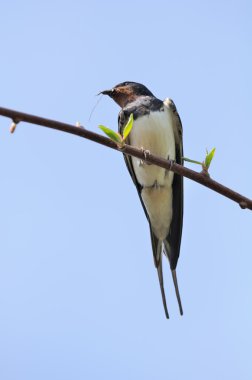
0;1;252;379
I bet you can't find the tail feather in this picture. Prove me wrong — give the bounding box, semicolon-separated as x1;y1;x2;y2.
171;269;183;315
150;233;169;318
163;239;183;316
157;256;169;319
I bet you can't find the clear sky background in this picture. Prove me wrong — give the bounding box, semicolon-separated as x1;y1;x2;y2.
0;1;251;379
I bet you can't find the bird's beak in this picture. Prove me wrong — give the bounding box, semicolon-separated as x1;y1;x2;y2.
98;89;114;96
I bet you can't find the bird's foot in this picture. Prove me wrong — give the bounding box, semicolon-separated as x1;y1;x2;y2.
139;148;151;166
167;155;176;170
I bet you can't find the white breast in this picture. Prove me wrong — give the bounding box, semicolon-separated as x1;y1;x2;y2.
129;107;176;240
130;107;175;187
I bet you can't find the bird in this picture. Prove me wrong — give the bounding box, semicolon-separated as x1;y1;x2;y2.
101;81;183;318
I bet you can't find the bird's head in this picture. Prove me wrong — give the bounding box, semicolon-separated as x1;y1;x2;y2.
100;81;154;108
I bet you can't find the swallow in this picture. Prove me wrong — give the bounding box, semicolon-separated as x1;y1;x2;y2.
101;81;183;318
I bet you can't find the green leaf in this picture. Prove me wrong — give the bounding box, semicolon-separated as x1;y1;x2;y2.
122;113;134;141
99;125;123;144
182;157;203;166
205;148;216;168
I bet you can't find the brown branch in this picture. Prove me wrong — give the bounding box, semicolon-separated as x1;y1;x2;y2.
0;106;251;210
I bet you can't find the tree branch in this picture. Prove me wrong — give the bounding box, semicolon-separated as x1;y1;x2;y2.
0;106;251;210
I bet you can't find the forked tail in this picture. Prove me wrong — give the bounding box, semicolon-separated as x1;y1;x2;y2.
163;239;183;315
157;256;169;319
171;269;183;315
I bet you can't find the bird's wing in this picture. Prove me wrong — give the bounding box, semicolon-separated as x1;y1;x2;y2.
163;98;183;270
118;109;170;318
118;109;149;219
163;98;184;315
